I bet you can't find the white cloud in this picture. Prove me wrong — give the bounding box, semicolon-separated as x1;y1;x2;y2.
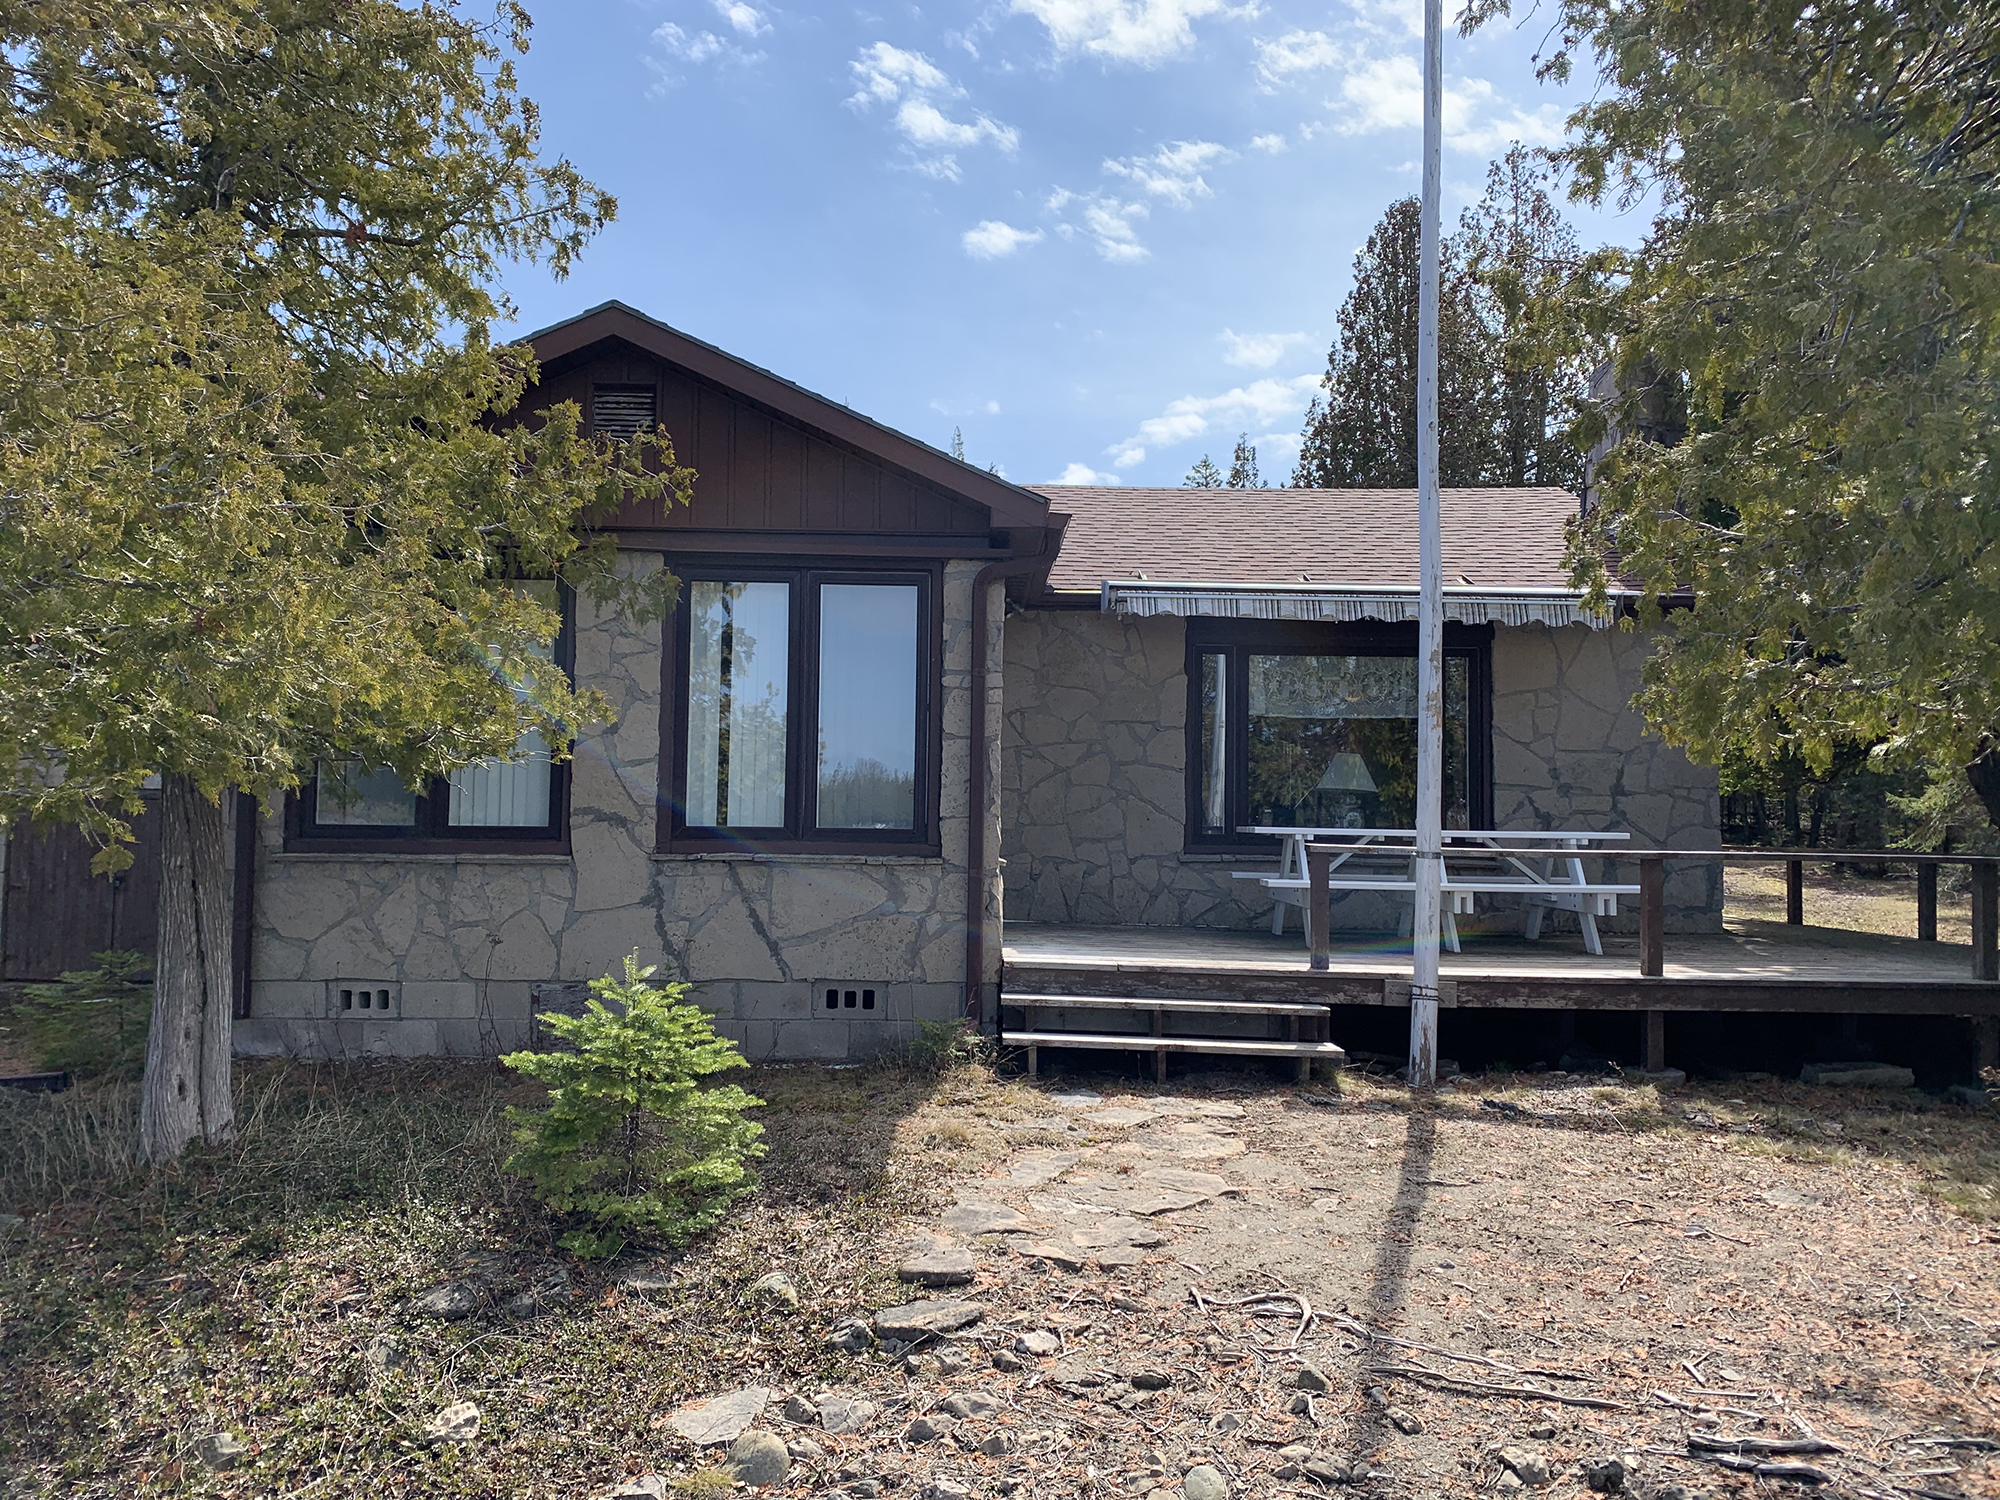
1255;29;1348;85
1103;140;1234;208
963;219;1045;258
848;43;1019;181
1220;328;1310;369
1324;54;1568;151
986;399;1002;414
1010;0;1241;66
713;0;769;35
1249;132;1288;153
649;3;771;80
1080;197;1150;261
1057;462;1121;483
1108;373;1321;466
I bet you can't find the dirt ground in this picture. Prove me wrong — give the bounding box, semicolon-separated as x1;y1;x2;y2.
1725;864;1969;945
6;1058;2000;1500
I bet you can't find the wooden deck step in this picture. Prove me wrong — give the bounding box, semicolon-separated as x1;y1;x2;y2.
1006;1031;1348;1058
1003;993;1331;1018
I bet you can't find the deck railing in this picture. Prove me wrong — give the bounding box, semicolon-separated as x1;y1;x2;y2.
1631;850;2000;982
1298;844;2000;982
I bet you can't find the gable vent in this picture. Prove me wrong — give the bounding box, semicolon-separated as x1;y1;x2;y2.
592;385;657;442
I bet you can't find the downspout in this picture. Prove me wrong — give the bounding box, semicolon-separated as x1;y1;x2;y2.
963;531;1060;1028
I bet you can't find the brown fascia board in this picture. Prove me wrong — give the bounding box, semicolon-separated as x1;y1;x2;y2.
520;301;1053;533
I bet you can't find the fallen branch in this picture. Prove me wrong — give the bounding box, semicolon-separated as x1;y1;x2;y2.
1691;1451;1833;1484
1653;1390;1769;1422
1327;1312;1590;1382
1689;1435;1843;1457
1364;1363;1631;1411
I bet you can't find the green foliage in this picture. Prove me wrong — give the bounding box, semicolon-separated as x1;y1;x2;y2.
1474;0;2000;818
1184;454;1224;489
1226;435;1260;488
12;950;153;1078
904;1018;987;1075
0;2;693;867
500;954;765;1259
1293;155;1588;490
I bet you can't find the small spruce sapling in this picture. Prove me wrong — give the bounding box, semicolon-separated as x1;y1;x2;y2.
501;953;765;1258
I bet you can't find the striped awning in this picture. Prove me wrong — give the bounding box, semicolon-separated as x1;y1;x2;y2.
1099;580;1618;629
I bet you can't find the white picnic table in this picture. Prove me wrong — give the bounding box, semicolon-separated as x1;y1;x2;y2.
1231;827;1638;956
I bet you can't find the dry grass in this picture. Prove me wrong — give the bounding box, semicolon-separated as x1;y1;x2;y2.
1726;859;1970;942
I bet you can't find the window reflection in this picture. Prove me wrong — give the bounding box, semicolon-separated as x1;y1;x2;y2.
687;581;790;827
816;584;918;829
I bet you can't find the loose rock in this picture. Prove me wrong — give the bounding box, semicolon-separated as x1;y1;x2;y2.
724;1430;791;1486
611;1261;677;1294
1497;1445;1552;1486
938;1391;1005;1418
898;1243;978;1286
1129;1369;1173;1390
939;1200;1033;1236
1302;1455;1351;1485
905;1414;957;1443
978;1431;1020;1457
820;1397;878;1435
826;1318;875;1352
1014;1330;1061;1357
195;1432;248;1471
749;1270;800;1311
423;1402;481;1445
780;1394;819;1425
411;1280;482;1319
1585;1457;1627;1493
990;1348;1025;1371
361;1334;407;1385
1182;1463;1229;1500
606;1478;668;1500
921;1482;973;1500
669;1386;771;1446
1019;1240;1086;1271
1295;1364;1333;1392
874;1298;983;1340
1388;1406;1424;1435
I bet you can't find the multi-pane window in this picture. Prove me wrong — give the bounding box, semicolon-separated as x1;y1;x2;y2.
293;583;570;846
671;569;931;846
1190;623;1488;844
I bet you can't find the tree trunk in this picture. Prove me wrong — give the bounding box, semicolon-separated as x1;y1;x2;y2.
1969;751;2000;833
139;776;235;1162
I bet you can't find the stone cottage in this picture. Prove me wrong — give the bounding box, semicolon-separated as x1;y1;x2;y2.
230;302;1721;1062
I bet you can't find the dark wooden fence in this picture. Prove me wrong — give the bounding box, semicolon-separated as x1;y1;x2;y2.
1;802;162;982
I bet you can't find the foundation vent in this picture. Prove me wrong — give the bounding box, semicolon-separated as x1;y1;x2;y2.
330;981;401;1018
823;986;878;1013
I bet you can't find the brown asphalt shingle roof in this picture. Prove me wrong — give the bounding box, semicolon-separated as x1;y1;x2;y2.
1026;486;1582;594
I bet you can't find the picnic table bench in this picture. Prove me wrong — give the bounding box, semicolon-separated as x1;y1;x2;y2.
1232;827;1639;956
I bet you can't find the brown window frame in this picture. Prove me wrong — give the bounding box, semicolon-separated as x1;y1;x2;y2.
660;560;942;855
1182;618;1494;855
284;587;576;855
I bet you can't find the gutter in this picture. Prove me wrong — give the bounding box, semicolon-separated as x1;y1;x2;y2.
964;527;1063;1028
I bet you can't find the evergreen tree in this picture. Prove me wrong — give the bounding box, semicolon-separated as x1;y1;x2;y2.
1457;147;1587;490
1292;198;1497;487
1226;434;1260;488
951;426;966;461
1184;455;1224;488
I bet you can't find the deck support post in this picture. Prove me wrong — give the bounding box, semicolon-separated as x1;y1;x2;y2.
1975;1016;1999;1074
1918;862;1939;942
1642;1009;1666;1074
1786;859;1804;925
1307;844;1332;972
1974;860;1999;981
1638;855;1665;978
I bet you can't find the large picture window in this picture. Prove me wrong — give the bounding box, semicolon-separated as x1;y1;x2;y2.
667;566;935;850
288;582;572;851
1187;621;1490;848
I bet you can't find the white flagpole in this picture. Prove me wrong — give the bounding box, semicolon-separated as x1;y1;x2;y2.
1409;0;1445;1087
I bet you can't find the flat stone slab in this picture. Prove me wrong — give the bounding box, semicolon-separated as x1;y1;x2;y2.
1139;1166;1232;1196
1151;1100;1247;1119
1122;1189;1211;1216
669;1386;771;1445
1093;1244;1149;1268
898;1243;978;1286
874;1298;984;1340
1004;1151;1080;1187
1070;1217;1166;1248
941;1200;1034;1235
1018;1240;1086;1271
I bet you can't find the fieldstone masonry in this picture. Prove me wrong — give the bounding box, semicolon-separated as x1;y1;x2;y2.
236;556;1006;1062
999;609;1721;934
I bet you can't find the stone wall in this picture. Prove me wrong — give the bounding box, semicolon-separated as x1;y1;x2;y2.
999;608;1721;934
236;555;1001;1063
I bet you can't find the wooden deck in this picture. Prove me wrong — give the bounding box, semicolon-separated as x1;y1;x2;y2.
1002;918;2000;1015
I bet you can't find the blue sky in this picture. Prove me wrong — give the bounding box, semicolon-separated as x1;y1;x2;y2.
502;0;1641;488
